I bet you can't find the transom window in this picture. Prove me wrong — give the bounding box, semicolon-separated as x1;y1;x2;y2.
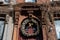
54;20;60;40
0;21;4;40
50;0;60;1
25;0;36;2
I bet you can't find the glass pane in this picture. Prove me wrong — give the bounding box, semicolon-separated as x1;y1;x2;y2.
0;21;4;39
4;0;10;3
54;20;60;40
25;0;36;2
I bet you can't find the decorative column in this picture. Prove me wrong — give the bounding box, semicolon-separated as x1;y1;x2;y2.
3;14;14;40
42;11;48;40
13;11;20;40
45;11;57;40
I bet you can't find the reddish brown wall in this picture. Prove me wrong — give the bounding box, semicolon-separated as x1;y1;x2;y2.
16;0;24;3
37;0;50;4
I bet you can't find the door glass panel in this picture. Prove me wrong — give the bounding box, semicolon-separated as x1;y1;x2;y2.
54;20;60;40
0;21;4;40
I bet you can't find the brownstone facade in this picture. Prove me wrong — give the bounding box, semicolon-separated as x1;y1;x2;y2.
0;0;60;40
12;0;60;40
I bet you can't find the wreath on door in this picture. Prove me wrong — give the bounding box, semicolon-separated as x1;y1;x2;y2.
20;17;40;37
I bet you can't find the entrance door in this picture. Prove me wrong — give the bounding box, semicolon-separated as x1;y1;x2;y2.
19;16;43;40
13;4;43;40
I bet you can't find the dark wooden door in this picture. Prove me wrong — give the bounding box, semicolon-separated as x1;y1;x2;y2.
18;13;43;40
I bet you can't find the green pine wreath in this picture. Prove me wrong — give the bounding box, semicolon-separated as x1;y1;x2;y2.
20;17;40;37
